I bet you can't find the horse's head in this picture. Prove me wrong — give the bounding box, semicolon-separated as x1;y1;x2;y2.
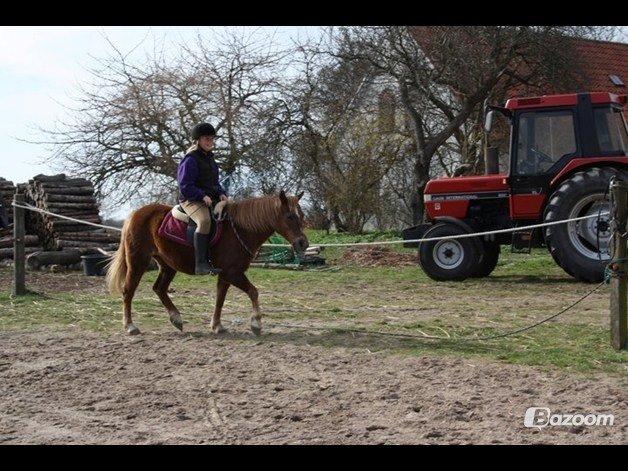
275;190;309;256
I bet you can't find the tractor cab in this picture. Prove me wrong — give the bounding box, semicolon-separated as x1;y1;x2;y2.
404;92;628;283
490;92;627;219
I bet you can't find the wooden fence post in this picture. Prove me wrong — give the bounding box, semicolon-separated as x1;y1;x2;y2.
12;193;26;296
610;178;628;351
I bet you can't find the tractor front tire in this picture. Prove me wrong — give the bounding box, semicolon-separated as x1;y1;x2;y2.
544;167;626;282
419;223;481;281
472;241;500;278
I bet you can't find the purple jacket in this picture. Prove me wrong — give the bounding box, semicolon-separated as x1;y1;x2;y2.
177;149;227;202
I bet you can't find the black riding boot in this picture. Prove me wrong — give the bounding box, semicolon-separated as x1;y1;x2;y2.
194;232;220;275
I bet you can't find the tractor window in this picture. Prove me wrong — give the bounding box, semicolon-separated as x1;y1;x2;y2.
516;110;577;175
594;107;627;155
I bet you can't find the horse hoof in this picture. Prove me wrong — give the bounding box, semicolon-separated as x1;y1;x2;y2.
212;324;227;334
251;326;262;336
170;317;184;332
126;324;141;336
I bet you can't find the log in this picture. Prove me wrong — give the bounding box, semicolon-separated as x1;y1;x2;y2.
47;210;101;218
60;243;119;252
56;239;111;248
35;186;94;195
26;249;82;269
59;232;120;242
39;179;91;188
44;194;97;203
45;202;100;210
49;222;100;231
0;246;42;259
48;215;102;225
32;174;90;186
32;173;68;182
0;235;39;248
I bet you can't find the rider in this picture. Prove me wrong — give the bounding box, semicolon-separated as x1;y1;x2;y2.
177;123;228;275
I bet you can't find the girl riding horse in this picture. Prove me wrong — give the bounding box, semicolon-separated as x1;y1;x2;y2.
105;127;309;335
178;122;229;275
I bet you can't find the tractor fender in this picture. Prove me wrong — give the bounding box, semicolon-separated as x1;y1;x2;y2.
432;216;484;254
550;158;628;190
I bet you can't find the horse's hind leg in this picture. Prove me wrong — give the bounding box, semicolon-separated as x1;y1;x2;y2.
123;255;151;335
152;260;183;331
229;273;262;336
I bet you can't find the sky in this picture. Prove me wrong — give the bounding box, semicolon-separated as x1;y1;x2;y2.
0;26;323;218
0;26;626;219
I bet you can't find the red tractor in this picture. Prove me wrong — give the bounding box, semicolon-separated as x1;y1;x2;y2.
403;92;628;282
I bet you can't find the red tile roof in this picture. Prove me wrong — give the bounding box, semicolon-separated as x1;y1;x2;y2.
570;38;628;93
408;27;627;97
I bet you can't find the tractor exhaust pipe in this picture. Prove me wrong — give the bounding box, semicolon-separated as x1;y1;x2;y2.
484;146;499;175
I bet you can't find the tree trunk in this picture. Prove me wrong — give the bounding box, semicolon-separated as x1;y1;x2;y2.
411;156;431;225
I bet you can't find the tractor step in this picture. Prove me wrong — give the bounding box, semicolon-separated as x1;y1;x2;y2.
511;229;533;254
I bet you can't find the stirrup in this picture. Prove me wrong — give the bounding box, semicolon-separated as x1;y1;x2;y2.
205;263;222;276
205;247;222;275
195;262;215;275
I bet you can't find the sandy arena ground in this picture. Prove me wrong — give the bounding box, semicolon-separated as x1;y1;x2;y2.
0;327;625;444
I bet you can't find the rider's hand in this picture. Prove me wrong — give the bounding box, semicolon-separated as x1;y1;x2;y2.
203;195;213;206
219;194;228;202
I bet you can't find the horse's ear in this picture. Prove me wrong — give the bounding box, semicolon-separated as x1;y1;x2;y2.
297;191;304;201
279;189;289;206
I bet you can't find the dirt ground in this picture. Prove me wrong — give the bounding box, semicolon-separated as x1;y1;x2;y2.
338;246;418;267
0;327;625;445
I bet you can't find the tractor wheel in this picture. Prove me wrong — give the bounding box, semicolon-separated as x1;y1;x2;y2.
419;222;481;281
472;241;500;278
544;167;626;282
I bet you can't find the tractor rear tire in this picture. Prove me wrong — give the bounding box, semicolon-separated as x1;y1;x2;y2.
544;167;626;282
419;222;481;281
472;241;500;278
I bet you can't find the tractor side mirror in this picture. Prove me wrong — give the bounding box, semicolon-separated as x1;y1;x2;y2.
484;110;494;134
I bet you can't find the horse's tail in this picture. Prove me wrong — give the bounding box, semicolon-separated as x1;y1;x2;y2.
105;219;129;296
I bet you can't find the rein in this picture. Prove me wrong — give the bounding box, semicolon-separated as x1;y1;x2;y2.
227;213;256;258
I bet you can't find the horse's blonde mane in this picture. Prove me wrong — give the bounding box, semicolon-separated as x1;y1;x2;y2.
227;195;300;232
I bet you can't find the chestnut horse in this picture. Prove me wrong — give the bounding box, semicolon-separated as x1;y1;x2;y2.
106;191;308;336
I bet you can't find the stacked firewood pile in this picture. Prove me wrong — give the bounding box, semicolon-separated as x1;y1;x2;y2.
0;177;15;232
22;174;120;253
0;177;44;260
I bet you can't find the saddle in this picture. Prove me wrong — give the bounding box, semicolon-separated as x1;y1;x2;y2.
158;200;227;248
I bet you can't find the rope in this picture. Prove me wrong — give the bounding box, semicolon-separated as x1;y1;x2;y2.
23;275;606;343
263;212;611;248
241;280;606;342
11;201;610;249
11;202;122;232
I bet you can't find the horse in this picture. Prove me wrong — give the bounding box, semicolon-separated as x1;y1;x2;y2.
105;190;309;336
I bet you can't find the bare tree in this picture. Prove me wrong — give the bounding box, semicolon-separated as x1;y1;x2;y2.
278;45;406;233
33;29;288;205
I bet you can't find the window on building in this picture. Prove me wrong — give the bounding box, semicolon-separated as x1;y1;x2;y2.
609;74;625;87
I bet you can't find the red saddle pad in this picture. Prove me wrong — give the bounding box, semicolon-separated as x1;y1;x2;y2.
158;211;223;248
158;212;191;247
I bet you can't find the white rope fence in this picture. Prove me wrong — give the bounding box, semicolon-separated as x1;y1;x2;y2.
11;201;608;248
11;202;123;232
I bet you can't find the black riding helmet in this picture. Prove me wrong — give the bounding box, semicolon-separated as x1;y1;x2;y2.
191;122;216;141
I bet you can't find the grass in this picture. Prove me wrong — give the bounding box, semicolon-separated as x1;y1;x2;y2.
0;235;626;377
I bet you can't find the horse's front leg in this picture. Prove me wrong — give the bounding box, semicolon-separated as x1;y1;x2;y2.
211;276;230;334
230;273;262;336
